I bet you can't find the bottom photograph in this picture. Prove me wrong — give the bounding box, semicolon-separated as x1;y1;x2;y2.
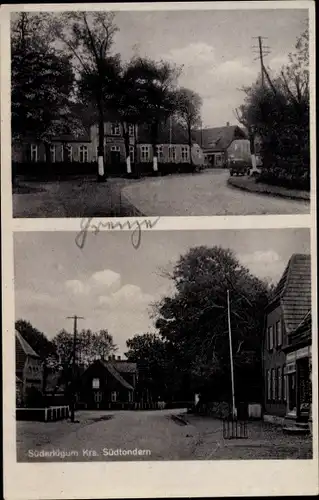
13;227;312;462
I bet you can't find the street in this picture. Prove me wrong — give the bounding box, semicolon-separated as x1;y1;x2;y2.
17;409;312;462
122;170;310;216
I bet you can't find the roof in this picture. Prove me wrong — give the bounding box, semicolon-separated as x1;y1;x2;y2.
192;125;247;151
112;361;137;374
83;359;134;391
270;254;311;334
16;329;40;373
290;310;311;345
15;330;40;358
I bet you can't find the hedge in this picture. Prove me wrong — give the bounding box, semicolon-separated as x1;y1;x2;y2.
12;161;199;180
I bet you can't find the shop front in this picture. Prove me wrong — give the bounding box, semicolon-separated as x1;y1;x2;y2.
284;345;311;422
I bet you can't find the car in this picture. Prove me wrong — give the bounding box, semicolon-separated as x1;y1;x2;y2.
229;158;251;176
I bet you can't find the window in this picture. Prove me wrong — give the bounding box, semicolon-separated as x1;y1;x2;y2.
50;145;56;163
181;146;189;161
92;378;100;389
276;320;282;347
128;124;135;136
65;145;73;162
30;144;38;162
215;154;222;166
111;145;120;152
169;146;176;161
129;145;134;163
141;145;150;161
267;370;271;401
277;367;282;401
156;145;163;160
111;123;120;136
268;325;274;350
111;391;117;402
79;145;88;163
271;368;276;400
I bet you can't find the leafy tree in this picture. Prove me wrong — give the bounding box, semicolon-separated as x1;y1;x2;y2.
52;12;119;181
154;246;271;403
11;13;81;158
236;27;309;188
15;319;57;361
126;57;180;172
175;87;202;165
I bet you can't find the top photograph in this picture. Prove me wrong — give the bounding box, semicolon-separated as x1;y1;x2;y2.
11;7;311;218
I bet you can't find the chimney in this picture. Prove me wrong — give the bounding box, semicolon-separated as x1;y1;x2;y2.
226;122;230;127
117;356;121;361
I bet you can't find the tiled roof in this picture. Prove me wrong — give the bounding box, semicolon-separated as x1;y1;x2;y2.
113;361;137;374
290;310;311;345
15;329;40;373
271;254;311;334
192;125;247;151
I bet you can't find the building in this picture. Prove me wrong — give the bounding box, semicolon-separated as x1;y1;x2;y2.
262;254;311;424
78;355;138;409
15;330;44;407
282;310;312;426
192;123;250;168
12;133;92;164
90;120;204;167
13;120;204;170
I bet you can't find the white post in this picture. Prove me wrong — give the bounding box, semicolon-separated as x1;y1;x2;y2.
227;290;237;418
98;156;104;177
153;156;158;172
126;156;132;174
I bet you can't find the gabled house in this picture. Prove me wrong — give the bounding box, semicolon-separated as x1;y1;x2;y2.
78;355;138;409
192;123;250;168
15;330;44;406
262;254;311;424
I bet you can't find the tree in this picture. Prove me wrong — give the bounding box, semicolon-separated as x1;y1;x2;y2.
236;27;309;188
125;333;184;402
175;87;202;165
154;246;271;402
11;13;81;156
52;12;119;181
15;319;57;361
126;57;180;172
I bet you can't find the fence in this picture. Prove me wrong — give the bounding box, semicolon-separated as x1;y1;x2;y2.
223;417;248;440
16;405;69;422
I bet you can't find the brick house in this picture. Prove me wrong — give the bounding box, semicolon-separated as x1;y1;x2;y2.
15;330;44;407
262;254;311;423
192;123;250;168
77;355;138;409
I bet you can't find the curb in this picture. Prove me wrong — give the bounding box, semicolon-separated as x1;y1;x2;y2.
227;177;310;202
171;414;189;426
119;191;146;217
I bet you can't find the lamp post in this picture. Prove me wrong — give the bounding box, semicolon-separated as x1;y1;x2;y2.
67;315;84;422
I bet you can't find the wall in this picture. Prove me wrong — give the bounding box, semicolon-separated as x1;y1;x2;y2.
263;303;287;417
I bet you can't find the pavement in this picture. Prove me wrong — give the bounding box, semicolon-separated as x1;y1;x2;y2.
16;409;312;462
122;170;310;216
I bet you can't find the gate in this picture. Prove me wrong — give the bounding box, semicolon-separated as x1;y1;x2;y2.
223;417;248;439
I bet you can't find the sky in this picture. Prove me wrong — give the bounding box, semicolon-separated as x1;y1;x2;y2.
110;8;308;126
14;228;310;356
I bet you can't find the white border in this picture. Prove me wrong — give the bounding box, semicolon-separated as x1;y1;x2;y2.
1;2;318;499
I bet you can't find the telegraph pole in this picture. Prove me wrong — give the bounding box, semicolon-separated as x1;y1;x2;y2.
227;290;236;419
252;36;271;89
66;315;84;422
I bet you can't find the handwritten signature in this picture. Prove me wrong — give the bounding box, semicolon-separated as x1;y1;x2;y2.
75;217;161;250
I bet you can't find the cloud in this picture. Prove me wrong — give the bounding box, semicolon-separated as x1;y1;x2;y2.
99;284;154;310
213;59;255;87
65;279;89;295
238;250;285;282
267;54;290;73
90;269;121;290
164;42;216;68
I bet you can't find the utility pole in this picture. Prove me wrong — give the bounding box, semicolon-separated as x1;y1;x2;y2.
66;315;84;422
252;36;271;89
227;290;237;419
